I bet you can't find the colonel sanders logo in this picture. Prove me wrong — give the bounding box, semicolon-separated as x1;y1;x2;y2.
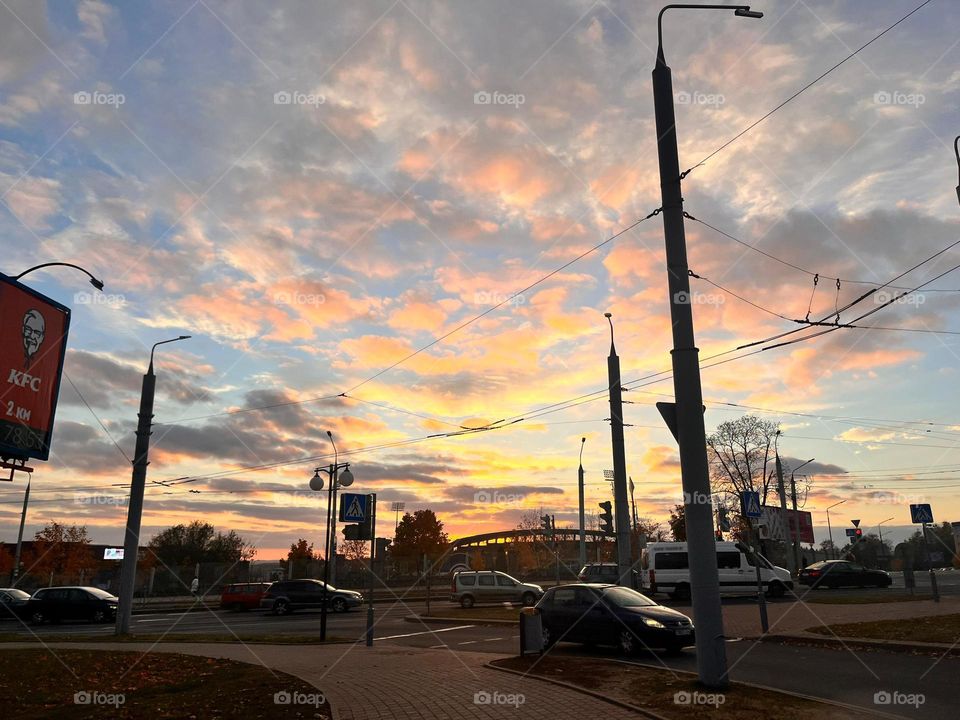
22;309;45;369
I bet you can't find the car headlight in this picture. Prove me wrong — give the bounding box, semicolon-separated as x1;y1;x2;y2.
641;617;665;629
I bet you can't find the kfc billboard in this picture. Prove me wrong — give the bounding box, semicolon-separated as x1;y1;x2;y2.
0;274;70;461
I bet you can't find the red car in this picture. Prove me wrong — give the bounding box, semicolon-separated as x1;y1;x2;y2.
219;582;272;611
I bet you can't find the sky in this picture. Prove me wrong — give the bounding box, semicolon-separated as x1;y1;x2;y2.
1;0;959;560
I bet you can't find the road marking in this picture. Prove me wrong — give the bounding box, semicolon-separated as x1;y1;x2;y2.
458;640;479;645
481;637;503;642
429;644;448;649
375;624;474;641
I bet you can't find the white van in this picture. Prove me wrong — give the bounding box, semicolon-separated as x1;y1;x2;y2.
641;541;792;599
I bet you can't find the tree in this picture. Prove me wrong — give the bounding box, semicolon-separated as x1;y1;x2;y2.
148;521;256;567
341;539;368;561
392;509;449;574
668;505;686;541
23;522;96;585
636;517;668;542
279;538;320;579
707;415;780;507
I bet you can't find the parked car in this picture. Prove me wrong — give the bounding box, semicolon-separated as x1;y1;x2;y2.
220;582;272;611
450;571;543;609
0;588;32;620
27;586;118;624
536;583;694;654
577;563;620;583
641;541;793;599
798;561;892;589
260;580;363;615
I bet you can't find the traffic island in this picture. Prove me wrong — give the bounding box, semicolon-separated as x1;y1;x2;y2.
0;648;331;718
490;655;877;719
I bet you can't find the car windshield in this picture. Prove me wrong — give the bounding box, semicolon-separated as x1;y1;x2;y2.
85;588;117;600
601;587;657;608
4;589;30;600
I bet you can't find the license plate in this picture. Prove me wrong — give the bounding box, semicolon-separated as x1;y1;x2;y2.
675;628;692;635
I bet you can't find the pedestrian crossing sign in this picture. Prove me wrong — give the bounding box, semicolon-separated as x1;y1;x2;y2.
340;493;367;522
740;491;762;519
910;503;934;524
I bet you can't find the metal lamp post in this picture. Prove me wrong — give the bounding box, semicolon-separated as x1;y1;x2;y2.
578;437;587;570
653;2;762;689
825;500;846;560
116;335;191;635
311;430;353;642
789;458;815;572
603;313;632;586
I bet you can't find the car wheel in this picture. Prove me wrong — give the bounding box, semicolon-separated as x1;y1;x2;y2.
460;595;475;609
767;582;786;599
521;592;536;607
618;629;638;655
673;584;691;601
332;597;348;613
273;599;291;616
91;609;108;623
30;610;46;625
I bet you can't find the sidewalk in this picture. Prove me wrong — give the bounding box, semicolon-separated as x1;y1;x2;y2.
20;641;644;719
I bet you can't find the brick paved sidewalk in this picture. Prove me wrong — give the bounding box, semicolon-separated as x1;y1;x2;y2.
24;641;645;719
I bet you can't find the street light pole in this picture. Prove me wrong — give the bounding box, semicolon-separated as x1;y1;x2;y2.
653;3;761;689
825;500;846;561
789;458;814;572
116;335;191;635
603;314;632;586
578;437;587;570
10;476;30;586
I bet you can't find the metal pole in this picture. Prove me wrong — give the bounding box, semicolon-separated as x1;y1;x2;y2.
578;438;586;570
790;473;801;572
753;521;769;633
330;481;339;587
827;509;834;560
604;314;632;585
653;44;727;689
320;464;333;642
775;451;794;576
115;368;156;635
366;493;376;646
11;477;30;586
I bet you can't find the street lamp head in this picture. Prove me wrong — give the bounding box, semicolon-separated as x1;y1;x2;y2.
338;467;354;487
309;470;324;492
89;277;105;291
581;437;586;444
734;7;763;18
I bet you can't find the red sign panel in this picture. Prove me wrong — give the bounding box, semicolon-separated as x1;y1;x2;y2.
786;509;815;544
0;275;70;461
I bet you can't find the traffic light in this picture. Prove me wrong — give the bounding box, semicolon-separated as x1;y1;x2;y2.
598;501;613;535
540;514;553;537
343;515;373;541
854;527;863;542
717;507;731;532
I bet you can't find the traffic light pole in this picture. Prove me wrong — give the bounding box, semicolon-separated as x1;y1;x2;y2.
604;314;632;586
366;493;377;646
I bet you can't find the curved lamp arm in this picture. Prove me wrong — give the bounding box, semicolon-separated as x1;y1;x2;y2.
14;262;104;290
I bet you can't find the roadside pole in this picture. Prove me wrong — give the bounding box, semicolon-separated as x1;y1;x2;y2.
774;451;795;576
603;314;633;586
424;553;431;616
789;473;802;573
11;477;30;586
578;438;587;570
922;523;940;603
366;492;376;646
753;520;769;633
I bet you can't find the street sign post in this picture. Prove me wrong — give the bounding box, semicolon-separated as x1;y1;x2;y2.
845;528;857;537
909;504;939;602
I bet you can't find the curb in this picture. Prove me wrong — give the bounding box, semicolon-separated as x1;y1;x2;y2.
762;632;960;656
406;615;519;626
486;661;670;720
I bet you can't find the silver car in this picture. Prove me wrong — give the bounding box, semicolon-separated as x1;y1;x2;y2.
450;571;542;608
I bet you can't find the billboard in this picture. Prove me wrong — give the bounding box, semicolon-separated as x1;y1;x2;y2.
103;547;124;560
0;274;70;461
760;506;815;544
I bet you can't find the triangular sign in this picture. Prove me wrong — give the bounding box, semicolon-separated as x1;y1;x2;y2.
346;496;364;519
851;519;860;528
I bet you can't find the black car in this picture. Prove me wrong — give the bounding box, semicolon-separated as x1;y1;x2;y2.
27;586;119;624
0;588;32;620
260;579;363;615
536;583;695;654
798;561;892;589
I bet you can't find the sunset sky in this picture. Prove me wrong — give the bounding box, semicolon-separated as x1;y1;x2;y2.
2;0;959;560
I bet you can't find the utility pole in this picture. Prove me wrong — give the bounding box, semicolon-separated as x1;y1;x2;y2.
578;437;587;570
774;437;795;576
11;476;30;586
651;4;763;686
604;313;632;586
789;459;814;572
